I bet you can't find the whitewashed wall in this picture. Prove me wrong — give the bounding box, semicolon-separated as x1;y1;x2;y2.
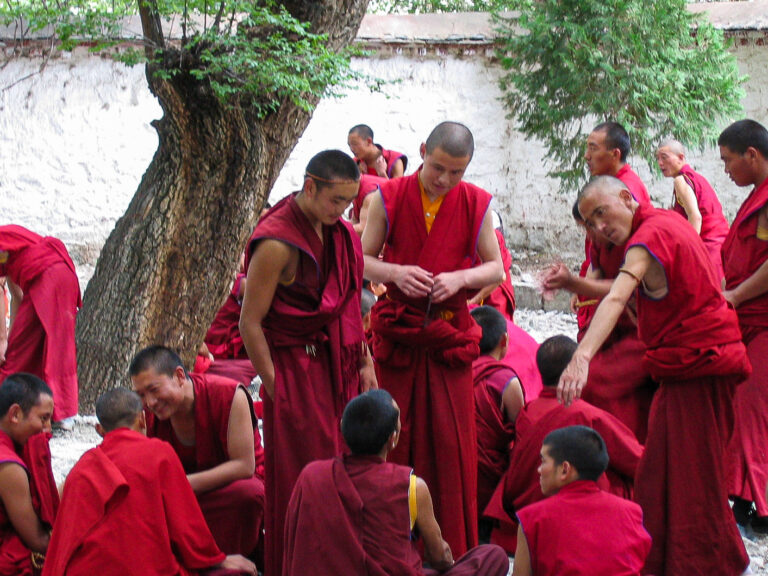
2;39;767;287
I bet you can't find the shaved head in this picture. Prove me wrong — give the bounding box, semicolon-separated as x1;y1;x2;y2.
578;175;630;205
96;387;143;432
657;139;685;156
425;122;474;159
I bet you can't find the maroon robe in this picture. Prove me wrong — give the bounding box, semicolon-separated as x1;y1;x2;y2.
371;170;490;556
351;174;387;222
482;230;516;320
205;274;248;360
672;164;729;280
0;225;80;421
502;321;541;401
43;429;228;576
284;455;510;576
627;204;750;575
517;480;651;576
146;373;265;558
723;176;768;517
246;193;365;576
357;147;408;179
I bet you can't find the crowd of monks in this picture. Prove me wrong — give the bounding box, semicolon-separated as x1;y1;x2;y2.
2;117;768;575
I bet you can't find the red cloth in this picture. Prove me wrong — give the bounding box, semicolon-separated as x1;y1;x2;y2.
351;174;387;222
517;480;651;576
246;193;365;576
672;164;729;279
483;230;516;320
43;428;227;576
723;177;768;517
205;274;248;360
202;359;257;386
0;225;80;421
625;204;750;575
616;164;651;206
502;321;541;401
284;455;509;576
0;430;33;576
473;355;518;514
357;147;408;179
146;373;264;557
371;170;491;556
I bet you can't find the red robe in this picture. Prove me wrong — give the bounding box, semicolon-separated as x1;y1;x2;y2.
204;274;248;360
723;176;768;517
284;455;510;576
672;164;729;280
246;193;365;576
0;431;58;576
627;204;750;575
0;225;81;421
502;321;541;401
146;373;264;558
371;170;490;556
357;147;408;179
351;174;388;222
482;230;516;320
517;480;651;576
42;429;227;576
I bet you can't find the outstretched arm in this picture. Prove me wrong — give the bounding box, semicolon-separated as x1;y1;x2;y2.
415;476;454;571
512;524;532;576
673;176;702;234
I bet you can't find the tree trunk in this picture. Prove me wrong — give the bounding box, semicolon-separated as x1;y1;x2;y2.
75;0;369;410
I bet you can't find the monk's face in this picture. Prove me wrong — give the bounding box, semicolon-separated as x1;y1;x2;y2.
655;147;684;178
578;188;635;246
584;129;620;176
310;180;360;226
538;445;564;497
419;145;471;197
131;366;185;420
14;393;54;444
719;145;756;188
347;132;375;162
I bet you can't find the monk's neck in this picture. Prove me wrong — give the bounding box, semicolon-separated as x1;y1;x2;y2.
170;378;196;427
487;348;505;361
418;172;444;203
754;166;768;190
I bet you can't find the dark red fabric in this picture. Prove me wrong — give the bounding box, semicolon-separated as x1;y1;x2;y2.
672;164;729;279
576;241;596;340
473;355;518;514
351;174;387;221
204;274;247;360
202;359;257;386
502;320;541;401
358;148;407;179
246;193;365;576
42;429;227;576
625;204;750;574
0;430;32;576
0;225;80;421
22;433;59;528
146;373;264;557
517;480;650;576
371;171;491;556
502;388;642;522
616;164;651;206
483;230;516;320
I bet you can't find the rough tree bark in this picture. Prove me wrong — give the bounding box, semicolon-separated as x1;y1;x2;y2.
75;0;369;410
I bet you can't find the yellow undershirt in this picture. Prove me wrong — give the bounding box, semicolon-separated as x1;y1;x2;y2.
420;178;444;234
757;225;768;241
409;472;418;530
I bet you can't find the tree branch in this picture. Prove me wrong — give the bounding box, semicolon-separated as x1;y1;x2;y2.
138;0;165;56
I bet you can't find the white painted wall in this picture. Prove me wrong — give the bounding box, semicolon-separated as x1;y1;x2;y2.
2;41;767;286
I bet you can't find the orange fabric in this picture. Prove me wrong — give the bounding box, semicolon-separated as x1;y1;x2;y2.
419;178;445;234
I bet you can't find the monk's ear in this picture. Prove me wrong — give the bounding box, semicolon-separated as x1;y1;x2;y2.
303;176;317;198
95;423;106;438
7;403;23;424
174;366;187;385
419;142;427;161
619;188;633;207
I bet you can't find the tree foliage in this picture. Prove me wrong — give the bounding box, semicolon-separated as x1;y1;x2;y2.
368;0;506;13
494;0;745;189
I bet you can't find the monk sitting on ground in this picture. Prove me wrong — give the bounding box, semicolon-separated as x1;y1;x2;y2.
284;389;510;576
130;345;265;561
503;335;643;528
0;373;55;575
43;388;257;576
347;124;408;179
513;425;651;576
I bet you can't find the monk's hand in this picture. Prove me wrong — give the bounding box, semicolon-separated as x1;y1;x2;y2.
723;289;739;309
543;263;571;290
557;351;590;407
220;554;258;575
393;265;434;298
430;271;465;303
260;365;276;400
359;356;378;392
374;154;388;178
569;293;579;314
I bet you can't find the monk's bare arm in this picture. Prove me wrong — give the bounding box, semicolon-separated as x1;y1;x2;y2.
362;193;434;298
7;279;22;331
390;158;405;179
558;247;651;406
415;477;454;571
186;387;256;494
240;239;293;399
0;463;49;553
353;192;375;236
431;210;504;303
502;377;525;423
0;278;7;364
724;257;768;308
512;524;532;576
543;262;613;299
673;176;702;234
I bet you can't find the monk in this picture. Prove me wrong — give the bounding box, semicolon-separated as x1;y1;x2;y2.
129;346;265;562
502;336;643;532
284;389;510;576
363;121;504;556
0;373;55;576
43;387;257;576
559;175;751;575
718;119;768;533
513;425;651;576
656;139;729;280
0;225;81;426
350;173;388;236
542;123;656;442
347;124;407;179
469;212;516;320
240;149;375;576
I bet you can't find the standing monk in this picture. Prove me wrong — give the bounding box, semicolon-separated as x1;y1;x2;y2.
656;139;729;281
559;175;751;575
718;119;768;532
348;124;407;179
0;225;80;426
240;149;375;576
363;121;504;556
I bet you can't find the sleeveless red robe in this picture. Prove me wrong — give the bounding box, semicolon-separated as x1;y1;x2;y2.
502;321;541;401
482;230;516;320
146;373;265;559
627;204;750;575
246;193;365;576
358;148;407;179
371;171;490;556
0;225;81;421
723;176;768;518
351;174;387;222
